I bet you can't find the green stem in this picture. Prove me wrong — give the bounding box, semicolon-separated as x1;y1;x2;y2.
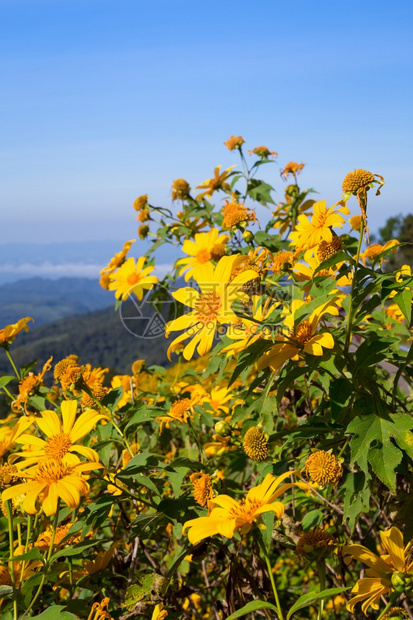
258;534;284;620
21;505;60;619
316;559;326;620
5;347;21;380
376;591;400;620
344;219;365;354
6;501;18;620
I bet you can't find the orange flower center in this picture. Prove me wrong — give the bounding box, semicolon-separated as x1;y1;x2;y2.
294;320;313;347
170;398;192;422
45;433;72;460
34;460;73;484
195;249;211;264
195;291;222;325
127;273;141;286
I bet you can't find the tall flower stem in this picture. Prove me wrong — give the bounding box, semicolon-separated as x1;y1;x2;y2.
5;347;21;380
21;505;60;619
258;534;284;620
6;500;18;620
316;559;326;620
344;219;365;354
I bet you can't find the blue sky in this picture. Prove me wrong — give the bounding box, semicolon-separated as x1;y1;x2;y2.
1;0;412;246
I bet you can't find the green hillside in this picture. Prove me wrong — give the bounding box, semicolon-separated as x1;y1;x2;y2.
0;305;170;376
0;277;113;326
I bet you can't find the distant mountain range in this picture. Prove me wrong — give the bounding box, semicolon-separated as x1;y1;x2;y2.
0;304;170;377
0;277;113;326
0;276;171;376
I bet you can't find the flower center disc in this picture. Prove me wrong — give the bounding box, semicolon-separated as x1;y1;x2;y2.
45;433;72;460
195;249;211;264
294;320;313;347
127;273;141;286
195;291;222;325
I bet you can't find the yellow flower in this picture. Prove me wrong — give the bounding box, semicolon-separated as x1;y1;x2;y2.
204;385;233;415
108;256;158;301
172;178;191;201
280;161;305;180
0;317;33;348
304;450;343;487
316;236;342;262
221;199;256;229
15;400;106;466
183;472;305;544
35;522;81;550
271;251;295;275
290;200;349;250
248;146;277;159
190;472;214;508
176;229;228;281
100;240;135;278
88;597;113;620
2;459;102;515
133;194;148;212
204;434;235;458
359;240;399;266
292;250;351;288
243;427;268;462
156;395;199;433
343;526;413;616
11;356;53;414
295;528;335;558
224;135;245;150
196;165;235;200
258;298;339;373
152;603;168;620
0;416;34;459
165;254;258;361
349;214;362;231
221;295;279;357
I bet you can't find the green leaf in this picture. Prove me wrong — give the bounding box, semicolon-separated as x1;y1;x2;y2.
129;513;166;539
11;547;44;562
31;607;78;620
247;180;275;205
348;411;413;491
302;509;324;532
50;538;102;562
313;251;351;276
394;288;412;324
0;585;13;598
342;471;370;533
329;378;352;419
101;386;124;412
124;408;160;431
354;336;396;370
226;600;278;620
287;587;349;619
124;573;168;610
0;376;15;388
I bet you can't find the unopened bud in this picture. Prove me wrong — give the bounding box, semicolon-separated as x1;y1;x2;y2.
242;230;254;243
214;421;232;437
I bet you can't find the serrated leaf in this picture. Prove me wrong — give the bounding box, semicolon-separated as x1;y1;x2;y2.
348;412;413;491
342;471;370;533
247;180;275;205
287;587;349;619
226;600;278;619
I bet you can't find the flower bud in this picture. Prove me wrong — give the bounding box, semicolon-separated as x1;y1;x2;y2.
242;231;254;243
214;421;232;437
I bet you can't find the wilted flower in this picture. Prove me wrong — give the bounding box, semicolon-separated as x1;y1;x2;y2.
224;135;245;150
